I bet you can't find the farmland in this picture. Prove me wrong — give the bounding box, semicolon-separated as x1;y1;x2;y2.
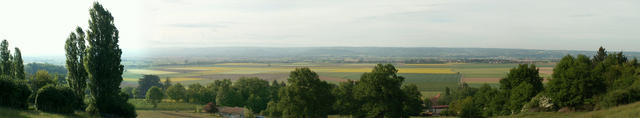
123;62;554;98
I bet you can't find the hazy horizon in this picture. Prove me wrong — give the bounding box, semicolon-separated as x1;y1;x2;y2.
2;0;639;57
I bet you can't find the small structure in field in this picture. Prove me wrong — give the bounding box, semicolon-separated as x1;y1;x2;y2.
218;106;244;118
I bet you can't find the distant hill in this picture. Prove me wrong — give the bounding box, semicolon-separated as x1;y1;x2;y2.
144;47;640;60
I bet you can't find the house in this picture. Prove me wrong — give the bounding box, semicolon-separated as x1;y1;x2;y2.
218;107;244;118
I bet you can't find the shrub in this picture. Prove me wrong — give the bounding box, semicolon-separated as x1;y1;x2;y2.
0;77;31;109
522;93;555;112
203;102;218;113
35;84;77;114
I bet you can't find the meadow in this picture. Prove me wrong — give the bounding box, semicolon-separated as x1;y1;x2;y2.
123;62;554;98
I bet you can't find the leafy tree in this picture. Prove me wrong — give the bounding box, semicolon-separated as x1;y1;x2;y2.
35;85;77;114
132;87;139;99
136;75;162;98
546;55;603;109
186;83;203;103
12;48;24;80
31;70;55;92
332;80;357;116
352;64;407;118
215;82;242;106
472;84;506;117
452;97;481;118
121;86;134;98
246;94;267;114
166;83;186;102
499;64;543;93
593;46;607;63
402;84;424;116
145;86;163;108
0;40;11;76
508;83;536;113
233;77;270;112
276;68;334;118
262;101;282;117
65;27;88;110
83;2;136;117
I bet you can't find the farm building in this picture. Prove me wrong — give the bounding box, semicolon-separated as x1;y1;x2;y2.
218;107;244;118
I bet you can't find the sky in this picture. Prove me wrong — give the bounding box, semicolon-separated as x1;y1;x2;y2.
1;0;639;56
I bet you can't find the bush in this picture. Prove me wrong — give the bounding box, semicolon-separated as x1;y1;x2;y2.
203;102;218;113
0;77;31;109
522;93;555;112
35;84;77;114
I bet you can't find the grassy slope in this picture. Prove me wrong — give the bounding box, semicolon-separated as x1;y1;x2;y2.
0;107;91;118
500;102;640;118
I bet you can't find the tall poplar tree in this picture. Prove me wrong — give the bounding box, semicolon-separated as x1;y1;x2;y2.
0;40;12;76
65;27;88;109
84;2;135;117
12;48;24;80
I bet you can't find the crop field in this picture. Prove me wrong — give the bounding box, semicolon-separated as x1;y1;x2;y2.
122;62;554;97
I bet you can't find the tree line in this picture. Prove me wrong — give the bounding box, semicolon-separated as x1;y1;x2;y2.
435;47;640;118
135;64;427;118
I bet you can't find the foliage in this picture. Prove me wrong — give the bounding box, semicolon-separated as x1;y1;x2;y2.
0;77;31;109
202;102;218;113
546;54;603;109
136;75;163;98
522;93;554;112
449;97;481;118
352;64;408;118
166;83;186;102
0;40;11;76
275;68;334;118
402;84;424;116
30;70;55;92
332;80;357;116
12;48;24;80
215;80;242;106
65;27;89;110
145;86;163;108
233;77;270;113
24;63;67;76
163;77;171;90
508;83;536;114
83;2;136;117
121;86;134;98
35;85;77;114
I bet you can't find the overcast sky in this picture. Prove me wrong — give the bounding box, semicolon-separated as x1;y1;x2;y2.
1;0;639;56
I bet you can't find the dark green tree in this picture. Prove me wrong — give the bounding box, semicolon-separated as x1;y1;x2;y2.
121;86;134;98
145;86;163;108
215;82;242;106
546;55;603;109
12;48;24;80
353;64;407;118
402;84;424;116
65;27;88;110
499;64;543;93
31;70;55;92
593;46;607;63
136;75;162;98
332;80;357;116
166;83;186;102
0;40;11;76
83;2;136;117
276;68;334;118
508;83;536;113
233;77;270;113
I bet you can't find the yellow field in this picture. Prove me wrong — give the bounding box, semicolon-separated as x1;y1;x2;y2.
128;69;177;75
215;63;267;66
170;78;203;81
